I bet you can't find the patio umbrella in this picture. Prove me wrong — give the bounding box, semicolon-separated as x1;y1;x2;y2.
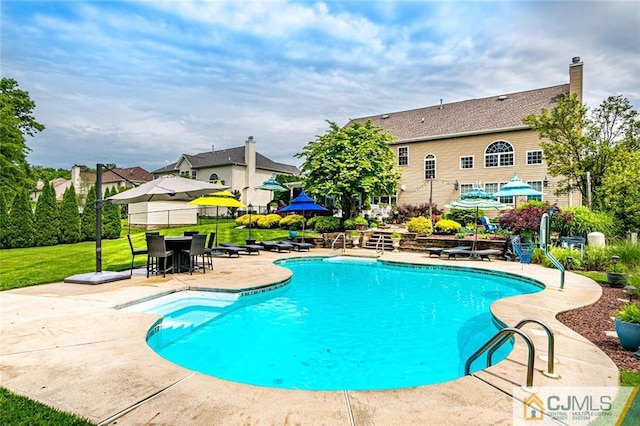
445;183;510;251
108;175;228;204
280;189;328;242
187;184;246;246
492;173;544;203
256;176;287;213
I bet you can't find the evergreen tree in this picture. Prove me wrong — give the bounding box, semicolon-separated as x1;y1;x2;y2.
59;185;81;244
81;185;97;241
5;189;35;248
34;181;60;246
102;187;121;239
0;193;8;248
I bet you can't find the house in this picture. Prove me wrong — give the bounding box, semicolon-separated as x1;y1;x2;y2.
101;166;153;193
349;57;584;215
152;136;300;210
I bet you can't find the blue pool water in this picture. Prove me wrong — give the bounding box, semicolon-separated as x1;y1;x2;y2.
146;257;543;391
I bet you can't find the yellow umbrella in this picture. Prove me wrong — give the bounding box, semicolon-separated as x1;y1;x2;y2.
187;184;246;246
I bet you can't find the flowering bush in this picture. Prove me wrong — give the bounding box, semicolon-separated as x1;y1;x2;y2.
279;214;305;230
499;202;549;240
235;213;264;227
406;216;433;236
434;219;462;234
257;214;282;229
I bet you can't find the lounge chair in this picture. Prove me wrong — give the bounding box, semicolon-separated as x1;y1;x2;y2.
444;248;473;259
220;242;261;255
425;247;445;257
290;241;313;251
260;241;293;252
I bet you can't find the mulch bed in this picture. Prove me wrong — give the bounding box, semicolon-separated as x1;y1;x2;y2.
557;284;640;372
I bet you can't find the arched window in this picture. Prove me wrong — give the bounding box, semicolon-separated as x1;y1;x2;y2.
208;173;219;183
485;141;514;168
424;154;436;179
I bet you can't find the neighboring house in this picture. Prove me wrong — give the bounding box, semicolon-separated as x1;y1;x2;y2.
101;166;153;193
349;57;584;215
152;136;300;209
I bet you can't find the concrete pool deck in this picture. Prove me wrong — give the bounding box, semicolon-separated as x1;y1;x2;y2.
0;249;619;425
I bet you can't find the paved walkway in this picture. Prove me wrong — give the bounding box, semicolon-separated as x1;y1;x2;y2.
0;249;619;425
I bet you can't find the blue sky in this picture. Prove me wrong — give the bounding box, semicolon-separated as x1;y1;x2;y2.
2;1;639;172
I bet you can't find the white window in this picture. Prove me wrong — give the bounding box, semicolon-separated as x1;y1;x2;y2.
527;150;543;165
424;154;436;179
180;171;189;178
209;173;219;182
459;183;473;194
191;170;197;180
527;181;543;201
485;141;514;168
398;146;408;166
460;156;474;169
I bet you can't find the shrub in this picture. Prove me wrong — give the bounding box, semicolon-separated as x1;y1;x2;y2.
406;216;432;236
313;216;342;233
344;216;367;229
59;185;82;244
5;189;35;248
280;214;305;230
447;208;482;226
81;186;97;241
257;213;282;229
552;206;622;239
0;193;7;248
102;187;121;239
34;181;59;246
396;203;442;222
608;240;640;271
582;246;610;272
235;213;264;227
616;304;640;324
537;247;584;270
499;202;549;239
306;216;318;230
434;219;461;235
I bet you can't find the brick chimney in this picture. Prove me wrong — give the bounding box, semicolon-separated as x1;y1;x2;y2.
569;56;583;104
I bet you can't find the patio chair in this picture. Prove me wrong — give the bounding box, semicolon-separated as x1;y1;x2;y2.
183;231;199;236
146;234;174;278
181;234;207;275
559;236;585;252
204;232;218;269
480;216;497;233
127;234;148;276
513;242;536;269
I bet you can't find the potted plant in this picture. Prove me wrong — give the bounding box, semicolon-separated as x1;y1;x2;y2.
390;231;402;252
354;216;368;231
607;256;628;288
351;230;362;248
288;224;298;240
614;303;640;351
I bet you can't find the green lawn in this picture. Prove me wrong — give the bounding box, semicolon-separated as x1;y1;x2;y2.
0;387;94;426
0;219;310;291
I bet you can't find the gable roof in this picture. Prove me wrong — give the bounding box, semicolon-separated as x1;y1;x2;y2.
102;166;153;184
152;146;300;176
349;84;569;142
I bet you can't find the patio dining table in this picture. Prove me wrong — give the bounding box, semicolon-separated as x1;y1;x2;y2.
164;236;192;273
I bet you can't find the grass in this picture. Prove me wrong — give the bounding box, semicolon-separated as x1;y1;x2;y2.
0;219;314;291
621;371;640;387
0;387;94;426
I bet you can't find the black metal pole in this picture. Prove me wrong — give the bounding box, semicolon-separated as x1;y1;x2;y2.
96;163;103;273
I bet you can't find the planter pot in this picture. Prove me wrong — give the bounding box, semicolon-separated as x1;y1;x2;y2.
607;272;627;288
391;238;401;252
289;230;298;239
352;238;360;249
614;319;640;351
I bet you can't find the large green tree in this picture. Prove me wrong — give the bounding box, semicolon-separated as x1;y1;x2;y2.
5;189;35;248
34;181;60;246
523;94;639;209
600;149;640;232
59;185;82;244
296;120;401;219
0;193;8;248
81;186;97;241
0;78;45;198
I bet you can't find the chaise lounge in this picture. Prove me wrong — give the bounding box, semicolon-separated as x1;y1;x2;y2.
259;241;294;252
220;242;262;255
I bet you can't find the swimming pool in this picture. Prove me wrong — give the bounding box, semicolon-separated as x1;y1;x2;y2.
143;257;543;391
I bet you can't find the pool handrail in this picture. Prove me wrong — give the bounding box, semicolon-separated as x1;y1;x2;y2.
374;233;385;255
331;233;346;252
540;212;565;289
465;327;537;393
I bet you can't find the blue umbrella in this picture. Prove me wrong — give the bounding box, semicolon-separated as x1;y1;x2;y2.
280;190;328;242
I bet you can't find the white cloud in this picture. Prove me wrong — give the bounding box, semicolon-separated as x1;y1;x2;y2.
1;0;636;173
